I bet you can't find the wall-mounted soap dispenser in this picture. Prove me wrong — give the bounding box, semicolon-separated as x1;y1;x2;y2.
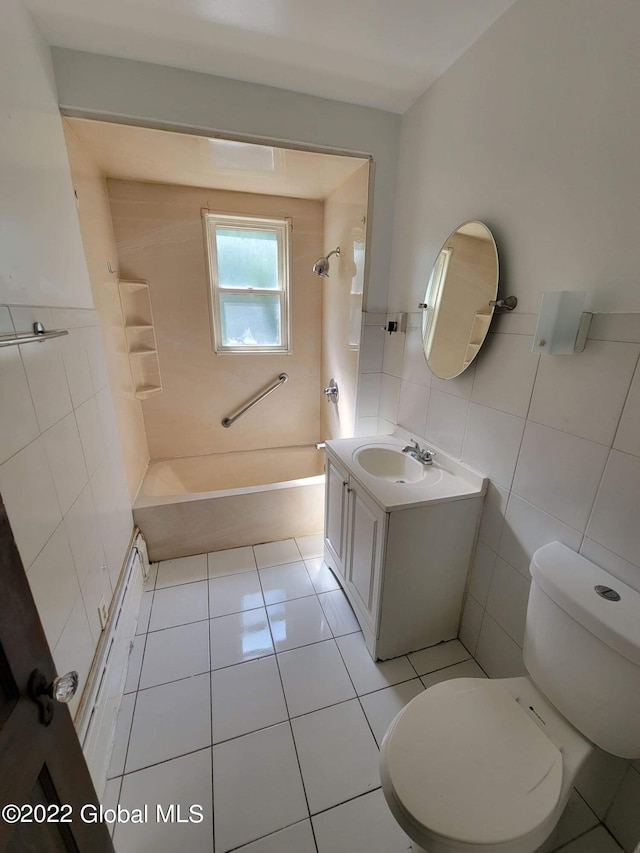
532;291;592;354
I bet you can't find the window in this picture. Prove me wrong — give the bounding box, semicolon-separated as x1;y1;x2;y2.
203;212;291;353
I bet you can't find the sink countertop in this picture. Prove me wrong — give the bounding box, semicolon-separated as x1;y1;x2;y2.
325;433;487;512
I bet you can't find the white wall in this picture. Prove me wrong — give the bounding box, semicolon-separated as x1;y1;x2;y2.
50;48;400;315
382;0;640;846
0;0;133;718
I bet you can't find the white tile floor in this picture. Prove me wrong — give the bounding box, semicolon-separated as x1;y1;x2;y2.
105;535;621;853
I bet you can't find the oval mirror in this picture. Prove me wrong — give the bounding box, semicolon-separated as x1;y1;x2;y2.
421;221;498;379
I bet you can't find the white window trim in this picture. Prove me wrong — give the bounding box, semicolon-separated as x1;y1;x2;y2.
203;211;292;354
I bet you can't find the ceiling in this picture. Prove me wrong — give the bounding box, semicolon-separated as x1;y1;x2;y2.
27;0;518;113
65;117;368;199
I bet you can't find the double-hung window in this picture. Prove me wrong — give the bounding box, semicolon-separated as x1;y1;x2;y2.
203;212;291;353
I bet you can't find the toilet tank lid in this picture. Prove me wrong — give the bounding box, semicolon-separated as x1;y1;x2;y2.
531;543;640;666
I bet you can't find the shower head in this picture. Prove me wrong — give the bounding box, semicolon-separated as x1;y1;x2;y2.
312;247;341;277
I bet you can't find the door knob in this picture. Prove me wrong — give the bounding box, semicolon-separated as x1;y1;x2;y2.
29;669;79;726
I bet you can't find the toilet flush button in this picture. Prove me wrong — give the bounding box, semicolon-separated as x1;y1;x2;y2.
595;585;621;602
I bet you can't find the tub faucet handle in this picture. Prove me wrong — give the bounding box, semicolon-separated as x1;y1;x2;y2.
324;379;339;402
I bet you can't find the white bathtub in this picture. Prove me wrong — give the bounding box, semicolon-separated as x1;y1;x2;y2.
133;445;325;561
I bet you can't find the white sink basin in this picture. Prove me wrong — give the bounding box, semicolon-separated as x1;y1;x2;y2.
353;446;443;485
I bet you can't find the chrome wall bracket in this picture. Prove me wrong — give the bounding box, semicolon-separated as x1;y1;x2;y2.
489;296;518;311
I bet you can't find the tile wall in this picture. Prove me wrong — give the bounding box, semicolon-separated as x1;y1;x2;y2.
0;303;133;717
369;309;640;849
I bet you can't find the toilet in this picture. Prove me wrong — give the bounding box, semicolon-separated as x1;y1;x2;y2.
380;542;640;853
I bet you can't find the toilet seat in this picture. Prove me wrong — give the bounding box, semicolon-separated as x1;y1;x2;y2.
381;678;563;848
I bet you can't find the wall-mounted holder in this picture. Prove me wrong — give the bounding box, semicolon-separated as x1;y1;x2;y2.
381;312;407;334
489;296;518;312
532;291;592;355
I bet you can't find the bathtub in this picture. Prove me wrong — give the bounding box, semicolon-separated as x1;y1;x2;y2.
133;444;325;562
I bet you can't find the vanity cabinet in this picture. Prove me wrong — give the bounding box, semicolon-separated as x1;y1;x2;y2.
324;441;485;661
344;480;386;639
324;454;349;580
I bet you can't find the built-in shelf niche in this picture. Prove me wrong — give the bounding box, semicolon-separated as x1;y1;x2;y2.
118;279;162;400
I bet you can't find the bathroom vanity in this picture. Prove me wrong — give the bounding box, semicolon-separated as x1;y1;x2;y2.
323;435;486;660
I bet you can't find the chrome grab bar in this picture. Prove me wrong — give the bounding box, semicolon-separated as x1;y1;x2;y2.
221;373;288;428
0;322;69;349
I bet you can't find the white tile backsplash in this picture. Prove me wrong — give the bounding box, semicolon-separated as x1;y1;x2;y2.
462;403;525;489
424;389;469;456
586;450;640;569
471;333;539;418
459;594;484;654
359;324;385;373
43;412;88;515
0;436;62;568
59;327;94;409
19;336;73;432
75;396;106;476
485;557;531;647
397;380;429;436
512;421;609;531
356;372;381;418
26;523;81;649
0;347;40;465
1;297;133;735
614;360;640;457
468;542;497;606
382;330;405;378
401;326;431;386
499;493;583;579
379;372;401;423
477;481;509;551
529;341;639;446
475;613;527;679
430;361;475;399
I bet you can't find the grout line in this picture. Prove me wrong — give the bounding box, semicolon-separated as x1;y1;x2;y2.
255;567;320;853
206;557;216;853
223;818;314;853
120;745;213;779
308;785;384;819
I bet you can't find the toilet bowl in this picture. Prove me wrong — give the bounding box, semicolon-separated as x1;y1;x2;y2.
379;543;640;853
380;676;592;853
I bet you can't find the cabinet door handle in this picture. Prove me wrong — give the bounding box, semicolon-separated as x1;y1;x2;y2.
343;481;348;487
346;487;353;493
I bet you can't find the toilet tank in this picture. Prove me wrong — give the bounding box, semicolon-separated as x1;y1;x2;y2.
524;542;640;759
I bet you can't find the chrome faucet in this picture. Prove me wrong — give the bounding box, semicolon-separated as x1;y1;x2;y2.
402;439;437;466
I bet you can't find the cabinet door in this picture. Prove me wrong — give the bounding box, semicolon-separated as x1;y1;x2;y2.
324;453;349;578
345;484;386;628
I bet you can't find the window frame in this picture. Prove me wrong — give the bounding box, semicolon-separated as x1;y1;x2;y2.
203;211;292;354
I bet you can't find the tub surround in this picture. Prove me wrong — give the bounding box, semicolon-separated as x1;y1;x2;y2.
107;179;324;460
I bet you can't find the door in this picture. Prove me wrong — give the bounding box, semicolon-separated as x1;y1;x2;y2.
345;483;386;631
323;453;349;578
0;496;114;852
